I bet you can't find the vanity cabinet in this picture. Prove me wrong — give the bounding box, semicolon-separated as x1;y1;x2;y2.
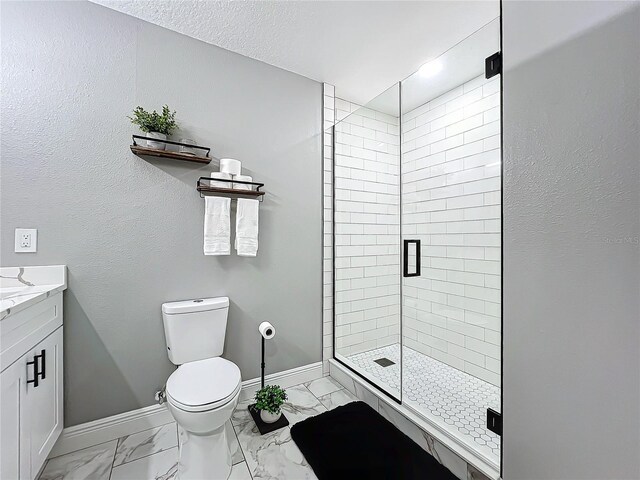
1;355;28;480
26;327;64;476
1;293;64;480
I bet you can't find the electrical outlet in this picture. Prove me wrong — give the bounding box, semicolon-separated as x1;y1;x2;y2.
21;233;31;248
15;228;37;253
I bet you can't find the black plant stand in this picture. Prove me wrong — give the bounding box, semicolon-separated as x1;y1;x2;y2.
249;336;289;435
248;404;290;435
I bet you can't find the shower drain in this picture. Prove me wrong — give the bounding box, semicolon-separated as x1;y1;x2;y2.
373;357;395;367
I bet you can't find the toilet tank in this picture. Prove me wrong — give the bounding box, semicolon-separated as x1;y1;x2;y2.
162;297;229;365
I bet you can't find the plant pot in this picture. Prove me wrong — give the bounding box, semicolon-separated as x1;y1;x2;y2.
146;131;167;150
260;410;281;424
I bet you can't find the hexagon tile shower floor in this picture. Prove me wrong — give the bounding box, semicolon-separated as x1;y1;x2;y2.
349;344;500;463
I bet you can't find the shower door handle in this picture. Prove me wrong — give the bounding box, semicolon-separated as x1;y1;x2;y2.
403;239;421;277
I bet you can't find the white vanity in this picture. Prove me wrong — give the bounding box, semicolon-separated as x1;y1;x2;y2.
1;266;67;480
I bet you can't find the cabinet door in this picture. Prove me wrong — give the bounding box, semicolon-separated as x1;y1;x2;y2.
1;358;29;480
26;327;63;476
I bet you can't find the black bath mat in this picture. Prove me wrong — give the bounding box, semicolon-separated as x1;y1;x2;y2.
290;401;458;480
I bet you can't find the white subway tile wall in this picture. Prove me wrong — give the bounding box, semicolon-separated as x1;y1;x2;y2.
401;74;501;386
334;98;401;357
322;83;335;375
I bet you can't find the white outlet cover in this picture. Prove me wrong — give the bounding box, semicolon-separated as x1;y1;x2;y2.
15;228;37;253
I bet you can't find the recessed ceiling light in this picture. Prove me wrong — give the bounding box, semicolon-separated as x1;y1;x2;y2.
419;60;443;78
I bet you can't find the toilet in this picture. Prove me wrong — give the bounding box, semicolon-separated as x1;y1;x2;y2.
162;296;241;480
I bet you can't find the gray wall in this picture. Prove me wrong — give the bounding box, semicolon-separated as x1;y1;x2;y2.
503;1;640;478
1;1;322;426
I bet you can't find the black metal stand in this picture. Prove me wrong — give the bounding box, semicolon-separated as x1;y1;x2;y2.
261;336;265;389
249;335;289;435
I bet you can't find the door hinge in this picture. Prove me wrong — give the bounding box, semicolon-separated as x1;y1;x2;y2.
485;52;502;79
487;408;502;436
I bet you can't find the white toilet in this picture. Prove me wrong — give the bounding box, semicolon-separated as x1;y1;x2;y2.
162;296;241;480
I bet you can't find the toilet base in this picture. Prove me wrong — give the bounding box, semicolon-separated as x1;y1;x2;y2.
177;424;232;480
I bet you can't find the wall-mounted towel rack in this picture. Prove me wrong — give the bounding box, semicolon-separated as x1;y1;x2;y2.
197;177;265;202
131;135;212;164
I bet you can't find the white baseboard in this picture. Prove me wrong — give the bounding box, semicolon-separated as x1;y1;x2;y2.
50;361;323;458
237;361;323;402
49;403;174;458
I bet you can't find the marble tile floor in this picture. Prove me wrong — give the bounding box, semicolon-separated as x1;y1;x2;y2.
38;378;357;480
348;344;501;463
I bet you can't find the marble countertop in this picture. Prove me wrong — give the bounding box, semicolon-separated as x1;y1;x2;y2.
0;265;67;320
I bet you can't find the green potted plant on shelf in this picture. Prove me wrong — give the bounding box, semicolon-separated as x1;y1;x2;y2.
254;385;287;423
128;105;178;150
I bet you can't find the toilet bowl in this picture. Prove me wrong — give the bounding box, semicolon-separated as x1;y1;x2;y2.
166;357;241;480
161;297;242;480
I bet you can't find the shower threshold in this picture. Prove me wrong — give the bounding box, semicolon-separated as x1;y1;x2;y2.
345;344;500;468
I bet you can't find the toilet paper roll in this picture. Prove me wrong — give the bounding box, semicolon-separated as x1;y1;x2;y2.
259;321;275;340
220;158;242;176
233;175;253;191
209;172;232;188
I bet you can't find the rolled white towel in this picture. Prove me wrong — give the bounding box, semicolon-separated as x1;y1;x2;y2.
233;175;253;191
235;198;259;257
209;172;232;188
204;196;230;255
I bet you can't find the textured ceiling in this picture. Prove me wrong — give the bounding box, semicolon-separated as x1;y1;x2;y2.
92;0;499;106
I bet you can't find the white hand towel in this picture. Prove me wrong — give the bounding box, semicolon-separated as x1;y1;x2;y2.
204;196;231;255
235;198;259;257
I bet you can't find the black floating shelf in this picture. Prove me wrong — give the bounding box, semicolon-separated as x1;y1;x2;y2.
197;177;266;202
130;135;212;164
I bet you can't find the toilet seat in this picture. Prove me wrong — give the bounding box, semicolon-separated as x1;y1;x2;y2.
166;357;241;412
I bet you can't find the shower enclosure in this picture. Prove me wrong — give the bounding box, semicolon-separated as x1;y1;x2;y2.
331;19;501;467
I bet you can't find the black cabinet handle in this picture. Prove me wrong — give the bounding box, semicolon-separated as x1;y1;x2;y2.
37;349;46;380
27;357;40;388
26;349;46;387
403;239;421;277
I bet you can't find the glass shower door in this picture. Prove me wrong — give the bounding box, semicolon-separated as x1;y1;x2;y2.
400;18;502;463
331;16;502;470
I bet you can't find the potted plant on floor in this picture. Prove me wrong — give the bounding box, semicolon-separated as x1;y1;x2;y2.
128;105;178;150
255;385;287;424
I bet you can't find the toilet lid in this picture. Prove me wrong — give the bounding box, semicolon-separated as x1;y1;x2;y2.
166;357;241;409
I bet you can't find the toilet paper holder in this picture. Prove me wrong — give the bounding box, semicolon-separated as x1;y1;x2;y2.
258;322;276;388
249;321;291;435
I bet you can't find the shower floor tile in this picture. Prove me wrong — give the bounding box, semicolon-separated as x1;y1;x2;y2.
348;344;500;462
